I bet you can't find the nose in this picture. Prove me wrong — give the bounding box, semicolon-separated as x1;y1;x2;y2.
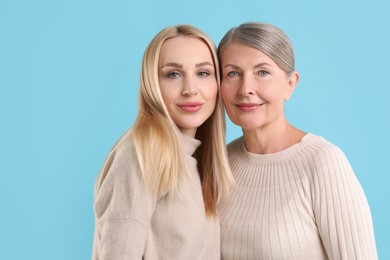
181;76;198;96
238;75;254;96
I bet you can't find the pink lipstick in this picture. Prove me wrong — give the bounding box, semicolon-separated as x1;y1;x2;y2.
177;102;203;112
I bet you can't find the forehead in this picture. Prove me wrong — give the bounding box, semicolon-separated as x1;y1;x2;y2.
159;36;214;62
220;42;275;66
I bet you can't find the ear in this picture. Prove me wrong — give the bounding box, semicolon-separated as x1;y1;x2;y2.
284;71;299;101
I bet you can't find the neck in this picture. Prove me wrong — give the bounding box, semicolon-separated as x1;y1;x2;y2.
179;127;197;138
242;117;305;154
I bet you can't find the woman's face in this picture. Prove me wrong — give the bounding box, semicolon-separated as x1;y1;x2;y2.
158;36;218;137
220;42;298;131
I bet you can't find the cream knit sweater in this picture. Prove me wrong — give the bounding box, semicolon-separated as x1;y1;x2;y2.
92;134;220;259
218;133;377;260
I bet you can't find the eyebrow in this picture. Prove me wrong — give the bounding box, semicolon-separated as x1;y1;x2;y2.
254;62;272;68
223;62;272;69
196;61;214;68
160;61;214;69
160;62;183;69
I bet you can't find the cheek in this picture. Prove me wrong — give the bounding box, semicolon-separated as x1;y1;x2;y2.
159;86;176;107
204;80;218;99
159;87;169;103
260;84;284;101
220;84;232;104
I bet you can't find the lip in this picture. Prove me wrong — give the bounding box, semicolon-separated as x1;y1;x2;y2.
236;103;264;112
177;102;204;112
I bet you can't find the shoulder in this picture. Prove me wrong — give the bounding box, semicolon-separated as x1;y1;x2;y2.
301;134;355;185
94;131;158;225
95;131;140;195
112;134;137;163
226;136;243;155
106;135;138;174
302;134;349;166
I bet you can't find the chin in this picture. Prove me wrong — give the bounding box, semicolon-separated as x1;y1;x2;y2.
231;119;258;129
180;121;207;130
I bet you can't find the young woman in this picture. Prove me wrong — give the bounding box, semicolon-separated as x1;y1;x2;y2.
218;22;377;260
92;25;233;259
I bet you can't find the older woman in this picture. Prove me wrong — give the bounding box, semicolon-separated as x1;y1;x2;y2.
218;22;377;260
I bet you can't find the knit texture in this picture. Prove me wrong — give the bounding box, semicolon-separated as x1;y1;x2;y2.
218;133;377;260
92;133;220;259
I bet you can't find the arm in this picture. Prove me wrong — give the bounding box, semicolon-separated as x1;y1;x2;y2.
92;141;157;260
312;146;377;260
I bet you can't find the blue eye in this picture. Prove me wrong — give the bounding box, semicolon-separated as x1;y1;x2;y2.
198;71;210;77
167;71;181;78
258;70;269;76
227;71;239;77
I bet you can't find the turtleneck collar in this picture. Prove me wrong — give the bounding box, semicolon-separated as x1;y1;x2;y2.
181;133;201;155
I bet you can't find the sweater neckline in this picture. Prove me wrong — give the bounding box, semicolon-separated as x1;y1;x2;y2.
238;133;318;164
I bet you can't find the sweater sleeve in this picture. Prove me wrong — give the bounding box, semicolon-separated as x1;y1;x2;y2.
311;145;377;260
92;141;157;260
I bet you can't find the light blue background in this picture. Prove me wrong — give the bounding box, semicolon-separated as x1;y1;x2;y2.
1;0;389;259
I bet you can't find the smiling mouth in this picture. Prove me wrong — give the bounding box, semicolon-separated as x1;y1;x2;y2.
236;103;263;111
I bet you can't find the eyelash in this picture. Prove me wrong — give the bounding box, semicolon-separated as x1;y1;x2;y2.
258;70;269;76
227;71;239;77
166;70;210;78
198;71;210;77
226;70;269;77
167;71;181;78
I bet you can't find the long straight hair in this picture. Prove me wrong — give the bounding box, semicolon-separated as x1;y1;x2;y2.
95;25;233;217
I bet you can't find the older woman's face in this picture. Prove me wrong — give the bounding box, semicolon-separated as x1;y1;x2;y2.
158;36;218;137
220;42;298;131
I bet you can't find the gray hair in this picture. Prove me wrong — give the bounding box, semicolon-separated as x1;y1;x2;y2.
218;22;295;75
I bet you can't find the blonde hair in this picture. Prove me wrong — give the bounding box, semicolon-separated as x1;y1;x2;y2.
95;25;233;217
218;22;295;75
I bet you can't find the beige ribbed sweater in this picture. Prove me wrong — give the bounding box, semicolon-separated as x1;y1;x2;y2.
218;133;377;260
92;134;220;260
